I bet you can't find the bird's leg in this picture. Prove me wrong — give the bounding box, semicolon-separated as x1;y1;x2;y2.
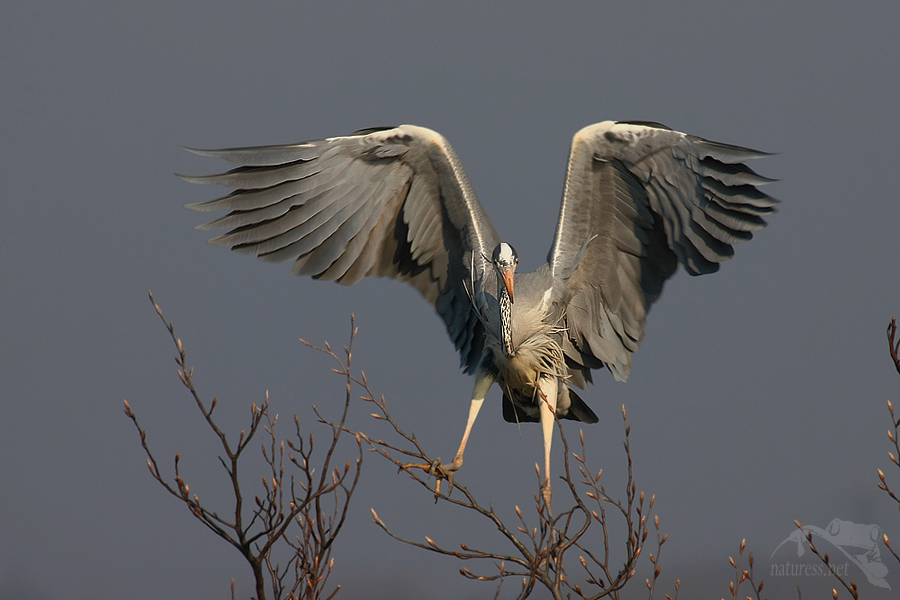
537;375;558;516
439;370;494;486
405;370;494;497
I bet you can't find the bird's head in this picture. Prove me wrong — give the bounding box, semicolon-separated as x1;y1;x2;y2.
491;242;518;303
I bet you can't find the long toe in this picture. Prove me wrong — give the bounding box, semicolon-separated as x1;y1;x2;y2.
446;455;463;472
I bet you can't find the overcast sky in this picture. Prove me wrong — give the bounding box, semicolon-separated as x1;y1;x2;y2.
3;2;900;599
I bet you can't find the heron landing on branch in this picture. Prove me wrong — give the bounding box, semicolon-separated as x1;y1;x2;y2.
181;121;776;510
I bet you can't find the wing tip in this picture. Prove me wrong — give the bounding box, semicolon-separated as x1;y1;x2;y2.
694;137;774;162
175;172;211;185
615;120;673;131
350;126;399;136
184;198;223;212
181;146;207;155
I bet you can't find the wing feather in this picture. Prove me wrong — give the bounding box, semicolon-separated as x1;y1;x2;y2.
549;121;776;380
182;125;501;372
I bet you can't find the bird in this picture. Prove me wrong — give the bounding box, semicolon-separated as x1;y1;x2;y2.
180;120;776;509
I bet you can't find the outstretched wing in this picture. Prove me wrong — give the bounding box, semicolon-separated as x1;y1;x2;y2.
548;121;777;381
181;124;501;372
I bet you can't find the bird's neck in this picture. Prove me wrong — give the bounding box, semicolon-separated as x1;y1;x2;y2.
499;285;514;358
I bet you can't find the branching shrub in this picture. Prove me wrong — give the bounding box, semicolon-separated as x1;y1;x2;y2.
124;293;363;600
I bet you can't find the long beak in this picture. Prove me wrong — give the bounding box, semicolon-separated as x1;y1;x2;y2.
500;268;515;303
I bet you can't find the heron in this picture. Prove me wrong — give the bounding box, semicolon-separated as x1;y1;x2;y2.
181;121;776;508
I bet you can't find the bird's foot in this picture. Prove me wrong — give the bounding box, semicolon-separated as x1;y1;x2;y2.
400;455;462;501
433;454;464;498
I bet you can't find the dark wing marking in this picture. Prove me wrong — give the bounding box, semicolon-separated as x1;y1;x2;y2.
181;124;501;372
548;121;777;380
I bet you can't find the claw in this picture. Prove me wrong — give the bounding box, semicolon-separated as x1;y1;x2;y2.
400;457;460;500
399;461;427;473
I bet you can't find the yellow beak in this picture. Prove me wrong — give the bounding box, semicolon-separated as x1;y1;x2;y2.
500;267;515;304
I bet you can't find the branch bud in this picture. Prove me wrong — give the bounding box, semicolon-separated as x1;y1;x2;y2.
371;508;384;526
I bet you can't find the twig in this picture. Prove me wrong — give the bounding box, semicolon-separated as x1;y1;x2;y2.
125;293;363;600
725;538;765;600
888;318;900;376
300;345;673;600
791;521;858;600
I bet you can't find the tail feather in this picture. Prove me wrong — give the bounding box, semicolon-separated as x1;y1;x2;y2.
502;392;539;423
500;387;598;424
564;388;599;424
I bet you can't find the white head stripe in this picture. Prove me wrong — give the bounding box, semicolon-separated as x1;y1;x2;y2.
498;242;516;263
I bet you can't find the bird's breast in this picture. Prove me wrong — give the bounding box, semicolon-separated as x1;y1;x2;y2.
488;328;567;395
493;348;542;391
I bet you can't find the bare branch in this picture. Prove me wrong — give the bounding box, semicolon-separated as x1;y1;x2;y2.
725;539;766;600
888;317;900;376
790;521;858;600
331;369;672;600
786;317;900;598
125;294;363;600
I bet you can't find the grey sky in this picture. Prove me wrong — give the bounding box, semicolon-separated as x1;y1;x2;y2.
2;2;899;599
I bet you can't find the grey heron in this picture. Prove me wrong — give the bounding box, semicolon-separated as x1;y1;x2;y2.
181;121;776;507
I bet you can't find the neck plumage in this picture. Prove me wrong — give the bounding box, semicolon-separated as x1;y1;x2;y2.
499;283;514;358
